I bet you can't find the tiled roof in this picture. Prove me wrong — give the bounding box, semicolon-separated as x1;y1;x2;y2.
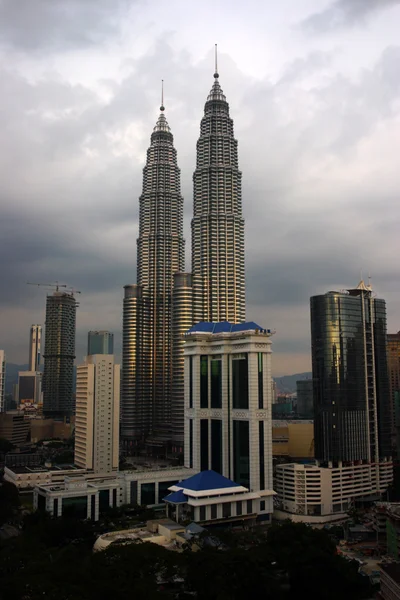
175;470;241;492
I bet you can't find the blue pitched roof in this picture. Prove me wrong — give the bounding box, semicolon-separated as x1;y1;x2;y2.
176;470;241;492
186;321;269;335
164;489;187;504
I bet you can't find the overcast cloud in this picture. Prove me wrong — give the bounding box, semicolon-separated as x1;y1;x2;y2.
1;0;400;376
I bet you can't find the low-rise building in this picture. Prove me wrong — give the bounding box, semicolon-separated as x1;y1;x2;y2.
164;470;275;526
379;563;400;600
0;412;30;446
272;420;314;458
34;475;123;520
275;460;393;523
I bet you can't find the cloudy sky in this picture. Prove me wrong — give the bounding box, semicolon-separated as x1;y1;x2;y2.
1;0;400;376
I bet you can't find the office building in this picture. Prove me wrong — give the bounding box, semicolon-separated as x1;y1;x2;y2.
191;57;245;324
0;412;30;446
0;350;5;413
29;325;41;372
87;331;114;355
171;272;193;452
75;355;120;473
296;379;313;419
388;332;400;449
275;280;393;523
183;321;275;518
121;96;186;448
42;291;77;419
311;280;391;464
17;371;41;408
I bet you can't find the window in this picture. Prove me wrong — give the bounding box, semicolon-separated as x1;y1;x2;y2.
233;420;250;488
189;356;193;408
258;353;264;409
159;481;178;501
259;421;265;490
223;503;231;518
246;500;253;514
199;506;206;521
200;420;209;471
211;359;222;408
232;355;248;409
141;482;156;506
211;504;217;519
211;420;222;474
189;420;193;469
200;356;208;408
236;501;242;516
260;500;265;511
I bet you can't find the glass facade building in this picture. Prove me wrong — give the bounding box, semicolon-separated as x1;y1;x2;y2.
87;331;114;355
311;282;391;465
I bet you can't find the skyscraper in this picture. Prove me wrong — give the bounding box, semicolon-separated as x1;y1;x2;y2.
87;331;114;355
121;94;186;448
29;325;41;372
310;280;391;465
75;354;120;473
387;332;400;449
0;350;5;413
191;50;245;324
42;291;77;419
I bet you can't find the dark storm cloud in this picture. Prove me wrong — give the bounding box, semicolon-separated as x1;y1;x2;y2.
0;0;132;51
301;0;400;33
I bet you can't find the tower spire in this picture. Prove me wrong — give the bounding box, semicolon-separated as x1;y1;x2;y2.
214;43;218;78
160;79;164;112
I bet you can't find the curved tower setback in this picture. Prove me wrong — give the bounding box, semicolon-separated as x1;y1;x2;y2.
121;91;186;448
191;51;245;324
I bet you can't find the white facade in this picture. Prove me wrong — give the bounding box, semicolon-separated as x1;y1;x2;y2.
75;355;120;473
275;460;393;523
0;350;5;412
29;325;42;372
184;324;275;517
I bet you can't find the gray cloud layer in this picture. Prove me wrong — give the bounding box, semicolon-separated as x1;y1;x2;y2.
302;0;400;33
1;1;400;375
0;0;131;51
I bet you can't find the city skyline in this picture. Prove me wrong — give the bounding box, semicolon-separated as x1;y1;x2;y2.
1;0;400;375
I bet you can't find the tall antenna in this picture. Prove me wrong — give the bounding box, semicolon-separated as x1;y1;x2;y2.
160;79;164;111
214;43;218;78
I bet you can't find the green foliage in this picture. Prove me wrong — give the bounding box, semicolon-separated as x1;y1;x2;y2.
0;437;15;453
0;517;373;600
0;480;20;526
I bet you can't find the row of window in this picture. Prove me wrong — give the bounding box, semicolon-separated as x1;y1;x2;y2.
191;352;264;410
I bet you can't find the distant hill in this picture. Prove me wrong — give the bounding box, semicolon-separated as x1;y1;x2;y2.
274;372;312;395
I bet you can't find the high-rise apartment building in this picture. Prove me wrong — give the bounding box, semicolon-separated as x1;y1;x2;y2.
310;280;391;465
87;331;114;355
0;350;5;413
121;98;186;448
29;325;42;372
75;354;120;473
184;321;275;518
42;291;77;419
191;61;245;324
387;332;400;449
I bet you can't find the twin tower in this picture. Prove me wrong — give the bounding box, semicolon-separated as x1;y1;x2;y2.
121;59;245;455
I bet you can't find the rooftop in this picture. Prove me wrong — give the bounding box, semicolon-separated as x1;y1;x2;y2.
186;321;271;335
175;470;241;492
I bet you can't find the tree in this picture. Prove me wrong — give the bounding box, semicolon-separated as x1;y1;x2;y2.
0;480;20;526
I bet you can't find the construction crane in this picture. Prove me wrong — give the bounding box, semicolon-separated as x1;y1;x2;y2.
27;282;81;296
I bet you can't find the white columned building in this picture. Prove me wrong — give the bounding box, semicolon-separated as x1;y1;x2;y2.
183;321;275;517
75;354;120;473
